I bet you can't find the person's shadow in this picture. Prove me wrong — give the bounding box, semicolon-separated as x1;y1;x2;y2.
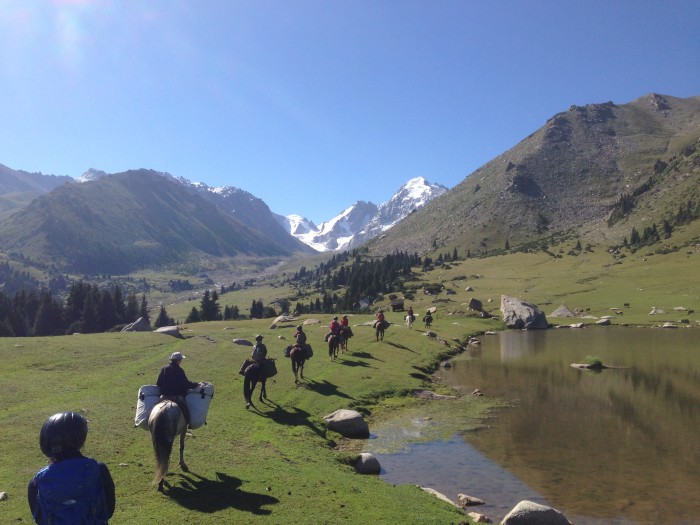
164;471;278;515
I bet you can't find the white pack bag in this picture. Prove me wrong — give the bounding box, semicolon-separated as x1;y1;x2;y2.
134;385;161;430
185;382;214;429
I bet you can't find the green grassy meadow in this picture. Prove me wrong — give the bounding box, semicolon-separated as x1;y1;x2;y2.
1;315;495;524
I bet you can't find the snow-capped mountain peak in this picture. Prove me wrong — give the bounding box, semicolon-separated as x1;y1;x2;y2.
77;168;108;183
282;177;448;252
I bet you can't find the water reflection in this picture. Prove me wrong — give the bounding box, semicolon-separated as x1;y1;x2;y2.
373;328;700;525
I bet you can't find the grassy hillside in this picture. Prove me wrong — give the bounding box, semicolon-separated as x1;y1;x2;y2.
1;316;497;525
0;170;302;275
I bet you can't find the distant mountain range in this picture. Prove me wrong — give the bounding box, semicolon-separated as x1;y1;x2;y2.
0;165;446;274
1;92;698;277
274;177;448;252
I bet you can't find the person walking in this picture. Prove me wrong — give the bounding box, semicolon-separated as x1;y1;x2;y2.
28;411;115;524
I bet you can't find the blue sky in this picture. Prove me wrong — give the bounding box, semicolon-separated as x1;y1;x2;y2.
1;1;698;225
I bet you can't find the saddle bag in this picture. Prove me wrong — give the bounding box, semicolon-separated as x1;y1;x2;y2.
185;382;214;429
284;345;292;358
264;359;278;378
134;385;161;430
239;359;252;376
305;344;313;359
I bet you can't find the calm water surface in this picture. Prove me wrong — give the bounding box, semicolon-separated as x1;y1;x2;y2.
368;328;700;524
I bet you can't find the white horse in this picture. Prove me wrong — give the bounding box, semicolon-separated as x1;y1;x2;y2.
405;314;415;329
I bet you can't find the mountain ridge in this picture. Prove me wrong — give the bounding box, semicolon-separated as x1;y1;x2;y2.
365;93;700;256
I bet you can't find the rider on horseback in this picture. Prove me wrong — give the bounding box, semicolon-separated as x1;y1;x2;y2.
251;335;268;363
157;352;200;429
374;309;385;327
294;325;307;347
325;316;341;342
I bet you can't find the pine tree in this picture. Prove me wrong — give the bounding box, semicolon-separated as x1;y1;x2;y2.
33;292;65;336
154;305;174;328
186;307;200;323
140;294;150;322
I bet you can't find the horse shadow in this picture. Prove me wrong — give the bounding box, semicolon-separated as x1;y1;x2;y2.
339;359;373;368
264;405;326;439
384;341;416;352
306;379;353;399
165;471;278;515
349;351;384;362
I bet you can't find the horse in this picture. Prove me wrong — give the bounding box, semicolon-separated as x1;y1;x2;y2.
375;320;386;342
328;334;340;361
405;314;415;329
338;327;352;353
423;314;433;329
148;400;188;491
243;359;276;409
290;345;306;383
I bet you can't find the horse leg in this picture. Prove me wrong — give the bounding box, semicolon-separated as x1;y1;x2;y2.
260;378;267;401
300;360;305;380
244;376;253;409
178;431;188;472
293;359;298;383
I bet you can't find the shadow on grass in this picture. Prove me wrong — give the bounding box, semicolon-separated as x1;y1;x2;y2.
349;351;384;362
384;341;416;352
165;471;278;515
306;379;354;399
266;405;327;438
339;359;373;368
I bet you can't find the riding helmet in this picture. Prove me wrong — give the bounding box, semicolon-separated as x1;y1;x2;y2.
39;411;88;459
297;325;303;331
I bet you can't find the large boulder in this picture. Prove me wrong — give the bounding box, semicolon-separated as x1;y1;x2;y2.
468;297;483;311
121;317;151;332
549;304;576;318
501;500;572;525
323;409;369;438
153;326;183;338
500;295;548;330
354;452;381;474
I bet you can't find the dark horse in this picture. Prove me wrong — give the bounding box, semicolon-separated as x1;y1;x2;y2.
338;327;352;353
375;320;386;342
290;345;306;383
243;359;277;409
148;400;188;491
328;334;340;361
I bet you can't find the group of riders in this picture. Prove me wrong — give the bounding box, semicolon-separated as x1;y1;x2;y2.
29;306;432;523
325;314;353;342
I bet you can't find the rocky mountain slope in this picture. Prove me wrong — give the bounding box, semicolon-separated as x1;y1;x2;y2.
0;164;73;220
366;93;700;256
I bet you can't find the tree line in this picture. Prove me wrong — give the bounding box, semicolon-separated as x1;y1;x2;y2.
0;282;149;337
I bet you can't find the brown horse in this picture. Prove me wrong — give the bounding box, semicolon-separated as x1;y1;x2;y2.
148;400;187;491
243;359;277;409
290;345;306;383
375;320;387;341
328;334;340;361
339;327;353;353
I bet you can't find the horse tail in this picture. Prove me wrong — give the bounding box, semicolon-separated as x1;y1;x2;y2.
149;402;178;486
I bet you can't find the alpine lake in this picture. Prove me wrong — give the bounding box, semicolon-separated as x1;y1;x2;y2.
363;327;700;525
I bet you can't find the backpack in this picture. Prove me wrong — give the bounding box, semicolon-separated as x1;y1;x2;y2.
33;457;108;525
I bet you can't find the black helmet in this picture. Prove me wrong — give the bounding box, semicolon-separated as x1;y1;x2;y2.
40;411;88;459
297;325;303;331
